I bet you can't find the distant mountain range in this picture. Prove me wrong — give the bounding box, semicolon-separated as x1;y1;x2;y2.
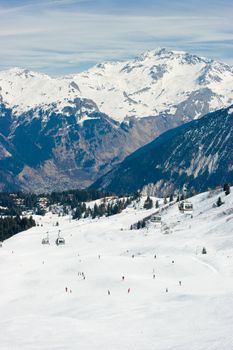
0;48;233;192
1;48;233;121
92;106;233;195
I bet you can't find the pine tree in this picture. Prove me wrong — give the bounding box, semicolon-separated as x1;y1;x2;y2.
144;196;153;209
98;203;106;217
92;203;99;218
223;183;230;196
217;196;223;207
141;220;146;228
202;247;207;254
73;206;82;220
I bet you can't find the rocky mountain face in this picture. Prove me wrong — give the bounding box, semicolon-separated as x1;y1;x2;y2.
0;48;233;192
92;106;233;195
0;99;177;192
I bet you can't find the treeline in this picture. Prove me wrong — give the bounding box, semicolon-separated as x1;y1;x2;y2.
0;189;112;216
0;192;23;216
47;189;112;209
73;196;135;220
130;219;147;230
0;215;35;241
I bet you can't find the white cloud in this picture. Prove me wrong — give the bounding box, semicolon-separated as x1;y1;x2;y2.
0;2;232;75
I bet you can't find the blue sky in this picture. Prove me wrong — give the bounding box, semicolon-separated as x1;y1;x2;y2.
0;0;232;75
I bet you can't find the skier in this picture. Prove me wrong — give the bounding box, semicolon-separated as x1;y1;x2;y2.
65;287;68;293
179;281;182;286
108;290;111;295
122;276;125;281
153;274;155;279
128;288;131;293
166;288;168;293
154;254;157;259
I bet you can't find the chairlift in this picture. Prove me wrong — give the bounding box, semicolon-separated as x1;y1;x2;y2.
178;201;193;213
41;232;50;245
151;214;162;224
56;230;65;246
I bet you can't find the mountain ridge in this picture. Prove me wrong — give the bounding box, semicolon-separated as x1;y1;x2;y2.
91;106;233;195
1;48;233;122
1;48;233;192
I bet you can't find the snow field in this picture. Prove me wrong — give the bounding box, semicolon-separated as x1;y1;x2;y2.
0;190;233;349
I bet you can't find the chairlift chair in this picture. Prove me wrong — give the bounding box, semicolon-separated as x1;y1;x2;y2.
178;201;193;213
56;231;65;246
151;214;162;224
41;232;50;245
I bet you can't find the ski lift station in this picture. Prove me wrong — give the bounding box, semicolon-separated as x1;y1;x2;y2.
178;201;193;213
56;230;65;246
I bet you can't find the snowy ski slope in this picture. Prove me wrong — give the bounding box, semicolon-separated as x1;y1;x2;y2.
1;189;233;349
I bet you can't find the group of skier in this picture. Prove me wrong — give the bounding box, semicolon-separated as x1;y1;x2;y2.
63;252;182;296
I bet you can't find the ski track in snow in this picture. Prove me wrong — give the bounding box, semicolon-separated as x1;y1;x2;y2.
191;256;219;274
0;189;233;349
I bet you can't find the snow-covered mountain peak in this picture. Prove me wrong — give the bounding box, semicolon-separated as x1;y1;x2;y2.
135;48;208;65
0;48;233;121
1;67;50;80
138;47;185;59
